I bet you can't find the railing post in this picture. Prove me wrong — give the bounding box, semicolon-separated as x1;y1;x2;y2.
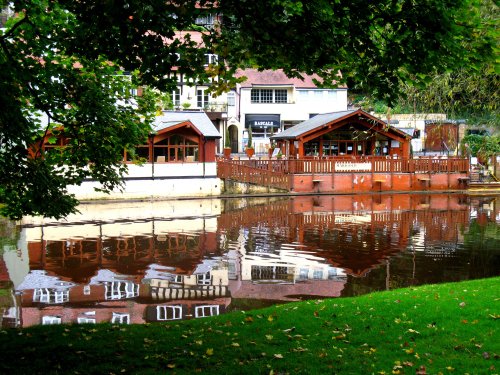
390;158;394;189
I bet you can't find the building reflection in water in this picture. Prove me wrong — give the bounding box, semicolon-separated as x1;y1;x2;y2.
2;194;499;328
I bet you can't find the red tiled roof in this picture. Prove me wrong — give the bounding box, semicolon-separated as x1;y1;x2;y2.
235;69;346;89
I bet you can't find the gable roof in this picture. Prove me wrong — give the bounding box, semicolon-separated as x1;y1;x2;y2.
153;111;221;138
235;69;347;89
271;109;411;140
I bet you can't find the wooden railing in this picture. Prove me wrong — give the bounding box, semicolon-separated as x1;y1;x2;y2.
217;157;469;189
217;159;291;190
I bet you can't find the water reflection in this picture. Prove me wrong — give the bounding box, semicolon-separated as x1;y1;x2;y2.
1;194;499;328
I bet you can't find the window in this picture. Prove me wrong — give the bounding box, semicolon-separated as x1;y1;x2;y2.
313;270;323;280
328;268;340;280
77;317;96;324
227;91;235;106
157;305;182;321
251;266;291;281
274;89;287;103
105;281;139;300
153;134;199;162
195;305;220;318
173;275;183;283
83;285;91;295
197;89;209;108
112;313;130;324
299;268;309;280
298;89;337;102
250;89;287;103
33;288;69;304
251;89;280;103
172;88;181;106
204;54;218;65
197;272;211;285
304;141;320;156
42;316;61;325
195;14;215;29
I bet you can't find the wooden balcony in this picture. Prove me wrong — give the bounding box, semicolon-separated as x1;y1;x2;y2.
217;157;470;193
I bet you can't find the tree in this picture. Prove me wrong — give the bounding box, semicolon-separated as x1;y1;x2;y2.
246;126;253;150
461;133;500;164
1;0;494;219
351;0;499;127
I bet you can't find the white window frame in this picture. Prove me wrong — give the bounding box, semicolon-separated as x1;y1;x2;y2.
42;316;61;325
196;272;211;285
156;305;182;321
111;313;130;324
250;89;288;104
77;317;96;324
195;305;220;318
173;275;183;283
105;281;139;300
172;87;181;106
313;269;324;280
227;91;236;106
197;88;209;108
274;89;287;103
33;288;69;304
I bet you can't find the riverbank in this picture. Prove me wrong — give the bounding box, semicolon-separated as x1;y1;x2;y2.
0;277;498;374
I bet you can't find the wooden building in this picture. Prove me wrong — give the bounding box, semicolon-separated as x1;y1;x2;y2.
271;109;412;159
131;111;221;163
34;111;221;164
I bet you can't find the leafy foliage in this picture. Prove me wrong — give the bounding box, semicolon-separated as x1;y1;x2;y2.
224;128;231;149
1;0;495;218
0;2;157;219
461;134;500;161
247;126;253;149
352;0;499;127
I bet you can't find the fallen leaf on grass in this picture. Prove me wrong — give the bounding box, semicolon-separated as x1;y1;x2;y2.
274;354;283;359
416;365;427;374
206;348;214;356
291;347;308;352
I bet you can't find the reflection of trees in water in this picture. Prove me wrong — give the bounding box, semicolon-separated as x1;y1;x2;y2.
463;221;500;279
341;218;500;297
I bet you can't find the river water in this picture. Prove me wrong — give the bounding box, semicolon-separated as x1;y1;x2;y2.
1;193;499;327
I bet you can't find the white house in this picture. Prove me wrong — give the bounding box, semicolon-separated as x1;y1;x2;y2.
226;69;348;154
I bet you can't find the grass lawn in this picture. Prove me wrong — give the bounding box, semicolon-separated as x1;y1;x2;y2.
0;277;498;374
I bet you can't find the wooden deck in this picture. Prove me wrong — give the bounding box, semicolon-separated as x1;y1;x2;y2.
217;157;470;193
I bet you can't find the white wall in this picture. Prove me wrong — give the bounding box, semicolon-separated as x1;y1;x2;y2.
239;88;348;123
66;162;221;201
235;87;348;153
